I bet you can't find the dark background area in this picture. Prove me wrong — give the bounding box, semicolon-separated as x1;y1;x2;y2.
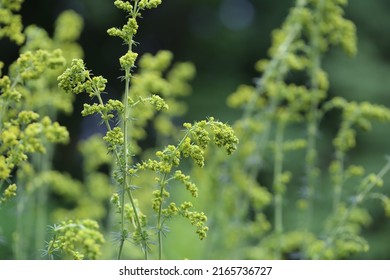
1;0;390;259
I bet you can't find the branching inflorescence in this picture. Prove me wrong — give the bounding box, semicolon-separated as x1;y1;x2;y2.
57;0;238;260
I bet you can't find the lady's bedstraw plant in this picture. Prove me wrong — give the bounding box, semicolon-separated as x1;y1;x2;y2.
14;10;86;260
194;0;390;259
1;0;107;259
57;0;238;260
3;0;388;260
0;0;25;45
0;21;69;208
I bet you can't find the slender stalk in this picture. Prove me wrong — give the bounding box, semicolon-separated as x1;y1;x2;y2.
118;62;132;259
326;159;390;250
96;89;147;260
332;118;354;213
14;188;27;259
303;0;325;253
156;173;168;260
273;119;286;259
155;130;191;259
124;188;148;259
115;4;150;260
355;159;390;203
242;0;307;122
333;150;345;213
33;151;50;258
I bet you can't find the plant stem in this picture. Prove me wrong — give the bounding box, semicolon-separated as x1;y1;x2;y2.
333;149;345;213
355;159;390;205
155;130;191;260
303;0;325;251
125;188;148;260
156;173;168;260
33;151;50;259
327;159;390;247
273;119;286;259
242;0;307;122
96;90;147;259
118;58;132;258
332;119;354;213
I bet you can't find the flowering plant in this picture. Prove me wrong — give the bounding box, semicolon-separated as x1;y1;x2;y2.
1;0;389;260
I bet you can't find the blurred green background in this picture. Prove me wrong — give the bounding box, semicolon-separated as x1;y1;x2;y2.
1;0;390;259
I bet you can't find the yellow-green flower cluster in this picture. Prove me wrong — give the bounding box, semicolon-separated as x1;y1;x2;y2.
45;219;105;260
0;183;17;204
0;19;76;206
184;117;239;156
137;118;238;174
152;188;169;212
82;99;124;121
107;0;162;46
227;85;266;110
316;0;357;56
103;127;124;151
149;94;169;111
179;202;208;240
108;4;137;43
228;0;356;119
208;118;240;155
57;59;88;94
130;117;237;242
14;10;84;117
0;0;25;44
53;10;84;43
119;51;138;70
124;202;147;228
329;98;390;153
138;0;162;9
160;200;208;240
319;205;372;259
0;111;69;204
0;68;21;102
10;49;65;80
58;59;107;97
174;170;198;197
180;137;205;168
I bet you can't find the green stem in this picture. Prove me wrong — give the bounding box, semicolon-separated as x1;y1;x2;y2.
32;135;55;259
327;159;390;248
118;62;132;259
125;188;148;260
332;119;354;213
96;91;147;260
355;159;390;205
333;149;345;213
303;0;325;250
156;174;168;260
273;119;286;259
242;0;307;121
155;130;191;260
